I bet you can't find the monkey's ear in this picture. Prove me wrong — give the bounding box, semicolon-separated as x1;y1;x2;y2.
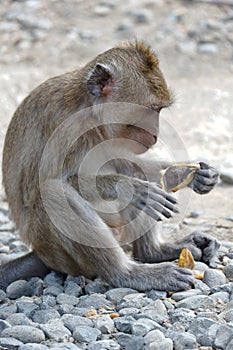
87;63;113;97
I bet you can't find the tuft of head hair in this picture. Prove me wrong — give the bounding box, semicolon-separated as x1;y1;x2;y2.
120;40;159;71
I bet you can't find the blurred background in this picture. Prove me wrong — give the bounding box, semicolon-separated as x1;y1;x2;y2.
0;0;232;239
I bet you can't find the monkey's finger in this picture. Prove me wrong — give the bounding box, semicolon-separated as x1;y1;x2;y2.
196;168;219;179
143;205;163;221
194;174;218;186
149;185;177;204
149;194;179;213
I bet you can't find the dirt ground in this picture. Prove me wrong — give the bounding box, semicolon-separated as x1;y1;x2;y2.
0;0;233;239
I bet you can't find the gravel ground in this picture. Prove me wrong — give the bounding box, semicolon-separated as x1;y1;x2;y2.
0;0;233;349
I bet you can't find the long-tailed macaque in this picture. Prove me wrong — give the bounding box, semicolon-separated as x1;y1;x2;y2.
0;41;219;292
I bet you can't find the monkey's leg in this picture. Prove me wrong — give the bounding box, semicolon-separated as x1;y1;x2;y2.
39;180;193;292
133;222;220;266
0;251;50;290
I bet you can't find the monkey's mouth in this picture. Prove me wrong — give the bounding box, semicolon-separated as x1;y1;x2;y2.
127;125;157;148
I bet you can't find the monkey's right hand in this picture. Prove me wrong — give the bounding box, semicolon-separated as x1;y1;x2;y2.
116;177;179;222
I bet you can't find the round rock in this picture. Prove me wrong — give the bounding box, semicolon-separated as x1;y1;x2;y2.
203;268;227;287
6;280;33;299
73;326;101;342
1;325;45;343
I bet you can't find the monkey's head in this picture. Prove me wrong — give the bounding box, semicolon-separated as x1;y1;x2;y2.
84;40;173;153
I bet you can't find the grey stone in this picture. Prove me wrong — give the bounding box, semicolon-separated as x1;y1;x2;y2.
147;339;173;350
226;338;233;350
61;313;93;331
144;329;165;345
128;9;153;24
146;290;167;300
0;337;24;350
56;293;79;305
131;318;160;336
19;344;48;350
189;209;204;218
210;291;230;303
16;300;39;317
32;308;60;323
114;316;135;333
44;271;63;285
1;325;45;343
95;315;114;333
6;280;33;299
176;295;214;310
196;311;220;321
178;41;197;55
0;304;17;319
50;343;81;350
172;332;198;349
219;309;233;322
73;325;101;342
56;303;74;315
119;307;140;316
117;332;144;350
78;294;113;309
117;293;151;310
171;289;202;302
145;329;173;350
88;339;120;350
64;281;82;296
117;19;133;32
136;300;167;324
188;317;219;346
65;275;85;288
194;261;209;271
193;279;210;294
203;268;227;287
220;169;233;184
6;313;32;326
0;319;10;333
198;43;218;54
28;277;44;296
43;285;63;296
0;289;6;302
41;295;56;307
40;318;71;341
85;279;109;294
168;308;196;330
211;282;233;294
105;288;138;303
214;324;233;349
224;262;233;280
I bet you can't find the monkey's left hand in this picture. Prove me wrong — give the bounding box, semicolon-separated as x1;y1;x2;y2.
191;162;219;194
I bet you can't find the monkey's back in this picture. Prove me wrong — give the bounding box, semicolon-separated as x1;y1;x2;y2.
2;71;83;244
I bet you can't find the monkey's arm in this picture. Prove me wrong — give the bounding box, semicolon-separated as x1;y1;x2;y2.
68;174;178;221
135;156;218;194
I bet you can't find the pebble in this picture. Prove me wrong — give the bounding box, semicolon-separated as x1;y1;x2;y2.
56;293;79;305
19;345;48;350
32;308;60;323
117;332;145;350
1;325;45;343
203;268;227;287
95;315;114;333
88;339;120;350
171;289;202;301
127;9;153;24
198;42;218;54
131;318;161;336
0;337;24;349
114;315;135;333
176;295;214;310
78;294;113;309
224;262;233;280
220;169;233;184
168;308;196;330
40;318;71;341
167;330;197;349
50;344;81;350
6;280;33;299
85;279;109;294
73;325;101;342
6;313;32;326
61;313;93;331
105;288;138;303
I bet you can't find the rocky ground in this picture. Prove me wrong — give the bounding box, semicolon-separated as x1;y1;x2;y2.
0;0;233;349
